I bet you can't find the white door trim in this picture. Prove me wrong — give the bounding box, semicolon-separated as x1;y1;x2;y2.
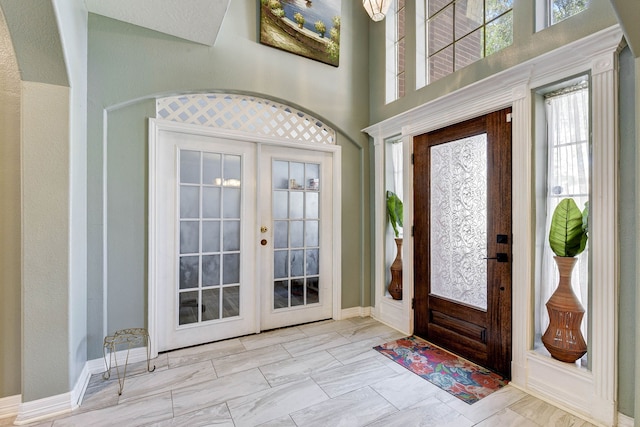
149;118;341;356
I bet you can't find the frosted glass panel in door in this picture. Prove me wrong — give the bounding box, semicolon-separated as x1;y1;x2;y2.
430;134;488;310
272;161;321;309
178;149;243;325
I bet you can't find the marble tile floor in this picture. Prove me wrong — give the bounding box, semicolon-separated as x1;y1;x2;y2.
2;317;597;427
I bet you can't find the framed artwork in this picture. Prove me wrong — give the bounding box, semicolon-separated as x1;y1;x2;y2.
259;0;341;67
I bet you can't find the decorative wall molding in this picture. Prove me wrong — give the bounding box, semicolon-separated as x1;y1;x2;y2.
156;93;336;145
364;24;623;426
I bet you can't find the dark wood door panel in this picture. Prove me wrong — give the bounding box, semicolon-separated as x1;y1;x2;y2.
413;108;512;378
430;310;486;342
427;324;488;365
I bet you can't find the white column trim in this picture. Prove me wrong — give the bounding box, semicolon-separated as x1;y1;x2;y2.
510;82;533;388
588;48;619;425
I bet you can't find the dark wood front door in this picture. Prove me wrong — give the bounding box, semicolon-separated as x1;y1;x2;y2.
413;108;512;378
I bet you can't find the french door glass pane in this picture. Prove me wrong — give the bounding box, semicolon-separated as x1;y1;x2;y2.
203;153;221;185
272;160;321;310
274;221;288;248
180;221;199;254
202;187;221;218
180;187;199;218
178;149;242;326
430;134;488;310
290;221;304;247
202;221;220;252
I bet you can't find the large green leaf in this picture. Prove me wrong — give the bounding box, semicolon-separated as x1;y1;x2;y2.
548;198;587;257
386;191;403;238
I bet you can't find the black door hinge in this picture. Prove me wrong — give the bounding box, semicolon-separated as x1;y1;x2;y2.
411;225;415;236
411;153;414;164
411;298;415;309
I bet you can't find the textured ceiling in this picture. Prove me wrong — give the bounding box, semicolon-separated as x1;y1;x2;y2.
84;0;230;46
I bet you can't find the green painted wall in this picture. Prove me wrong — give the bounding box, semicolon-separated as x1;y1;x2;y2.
0;0;82;402
86;1;371;358
0;0;67;87
21;81;71;401
0;5;21;399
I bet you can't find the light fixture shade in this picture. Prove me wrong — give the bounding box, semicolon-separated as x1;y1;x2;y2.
363;0;392;22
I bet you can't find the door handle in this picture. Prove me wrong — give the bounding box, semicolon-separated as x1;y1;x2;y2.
482;253;508;262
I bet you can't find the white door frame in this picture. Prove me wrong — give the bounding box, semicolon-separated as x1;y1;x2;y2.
148;118;342;356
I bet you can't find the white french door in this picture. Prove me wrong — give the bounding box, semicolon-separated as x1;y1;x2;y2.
150;122;338;353
153;129;258;351
259;145;334;330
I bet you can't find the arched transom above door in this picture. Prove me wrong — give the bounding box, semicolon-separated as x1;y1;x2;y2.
156;93;336;145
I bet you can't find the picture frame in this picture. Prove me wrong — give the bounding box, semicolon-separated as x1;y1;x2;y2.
259;0;341;67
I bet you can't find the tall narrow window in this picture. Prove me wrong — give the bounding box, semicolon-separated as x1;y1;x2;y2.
535;78;590;365
536;0;590;31
417;0;513;87
385;137;403;297
385;0;406;103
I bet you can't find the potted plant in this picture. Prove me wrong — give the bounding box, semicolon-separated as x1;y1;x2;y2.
386;191;403;300
541;197;589;363
294;12;305;29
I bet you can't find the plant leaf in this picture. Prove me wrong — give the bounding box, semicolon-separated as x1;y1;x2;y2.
579;201;589;254
548;198;586;257
386;191;403;238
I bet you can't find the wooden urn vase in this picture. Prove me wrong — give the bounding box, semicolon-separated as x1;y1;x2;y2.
388;238;403;300
541;256;587;363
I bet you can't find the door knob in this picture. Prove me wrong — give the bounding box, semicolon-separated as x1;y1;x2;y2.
260;226;268;233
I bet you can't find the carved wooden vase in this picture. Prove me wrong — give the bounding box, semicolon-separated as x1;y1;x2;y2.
388;238;403;300
541;256;587;363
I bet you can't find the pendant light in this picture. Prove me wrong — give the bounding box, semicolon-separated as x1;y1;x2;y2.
363;0;392;22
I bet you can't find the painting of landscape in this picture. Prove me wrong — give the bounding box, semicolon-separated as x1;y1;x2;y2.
260;0;341;67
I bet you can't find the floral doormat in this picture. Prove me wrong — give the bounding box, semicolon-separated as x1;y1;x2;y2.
373;336;509;404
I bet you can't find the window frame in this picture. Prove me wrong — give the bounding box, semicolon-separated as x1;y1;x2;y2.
385;0;406;103
417;0;514;88
535;0;590;31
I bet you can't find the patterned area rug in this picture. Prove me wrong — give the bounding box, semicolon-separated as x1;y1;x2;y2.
374;336;509;404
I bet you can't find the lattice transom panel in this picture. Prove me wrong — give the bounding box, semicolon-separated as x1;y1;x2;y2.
156;94;335;145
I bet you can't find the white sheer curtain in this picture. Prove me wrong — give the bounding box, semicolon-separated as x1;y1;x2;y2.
390;140;403;204
539;84;590;340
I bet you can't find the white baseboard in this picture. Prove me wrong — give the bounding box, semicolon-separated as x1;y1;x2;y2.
616;412;634;427
13;366;91;426
13;393;73;426
71;362;92;408
13;347;150;425
0;394;20;420
341;306;371;319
